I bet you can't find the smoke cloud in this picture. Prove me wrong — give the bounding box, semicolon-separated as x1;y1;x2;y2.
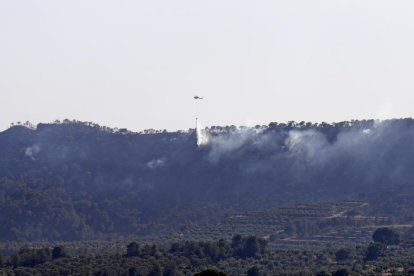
199;119;414;196
196;120;209;147
207;128;256;163
9;119;414;204
146;157;167;169
25;145;40;160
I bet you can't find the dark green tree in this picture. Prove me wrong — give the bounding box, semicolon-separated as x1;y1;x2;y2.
10;254;21;268
128;267;138;276
150;244;159;256
36;248;52;264
365;242;385;261
231;235;267;258
332;268;350;276
335;248;352;261
194;269;226;276
246;266;260;276
148;264;162;276
243;236;260;258
163;262;178;276
52;246;66;259
126;242;140;257
372;227;400;245
231;234;243;249
241;236;267;258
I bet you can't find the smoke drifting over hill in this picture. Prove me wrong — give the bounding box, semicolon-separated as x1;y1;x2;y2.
25;144;40;160
203;120;413;192
0;119;414;240
9;119;414;193
8;119;414;193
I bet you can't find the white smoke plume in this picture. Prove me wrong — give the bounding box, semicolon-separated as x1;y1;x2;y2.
284;127;374;165
208;128;256;163
146;157;167;169
285;130;327;154
196;119;210;147
25;145;40;160
205;121;391;168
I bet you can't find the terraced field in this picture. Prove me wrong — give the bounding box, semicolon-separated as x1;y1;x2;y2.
175;201;399;249
2;200;412;256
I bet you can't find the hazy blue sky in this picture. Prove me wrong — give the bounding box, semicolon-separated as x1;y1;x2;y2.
1;1;414;131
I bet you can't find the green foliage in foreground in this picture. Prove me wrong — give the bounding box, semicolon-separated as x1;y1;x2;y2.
1;235;414;275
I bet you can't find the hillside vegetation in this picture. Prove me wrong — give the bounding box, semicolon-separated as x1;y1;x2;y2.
1;119;414;241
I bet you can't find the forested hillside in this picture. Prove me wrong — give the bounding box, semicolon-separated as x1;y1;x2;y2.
1;119;414;241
